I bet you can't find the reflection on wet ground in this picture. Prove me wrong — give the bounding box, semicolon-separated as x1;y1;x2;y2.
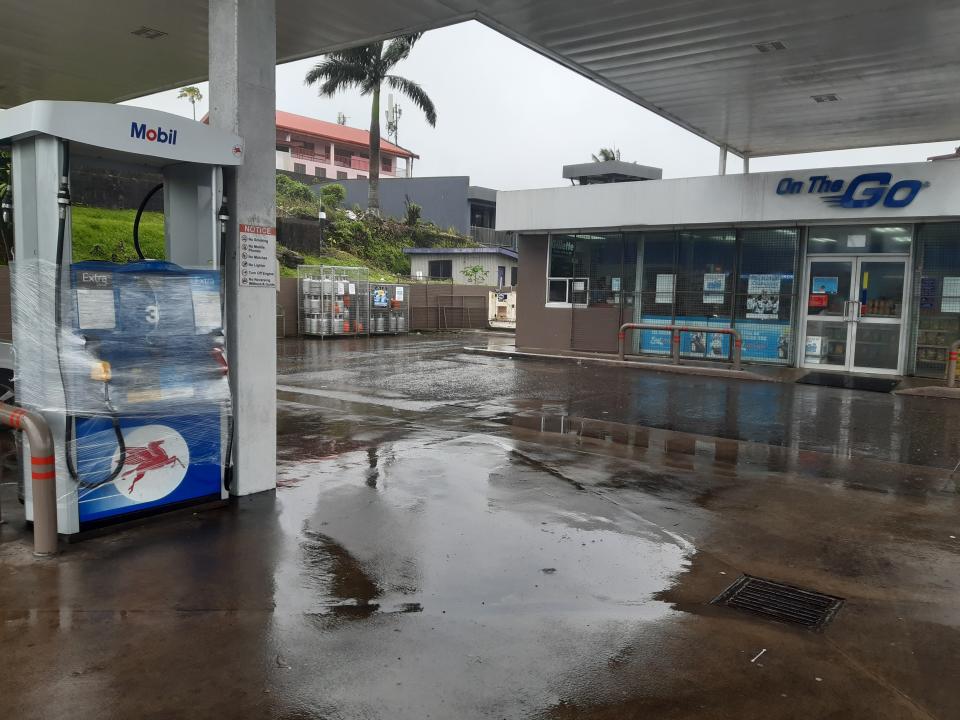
278;334;960;470
1;332;959;719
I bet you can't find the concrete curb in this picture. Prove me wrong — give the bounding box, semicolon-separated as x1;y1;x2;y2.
894;385;960;399
463;345;777;383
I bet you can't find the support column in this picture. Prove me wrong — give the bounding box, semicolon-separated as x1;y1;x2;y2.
208;0;277;496
718;144;727;175
743;156;750;174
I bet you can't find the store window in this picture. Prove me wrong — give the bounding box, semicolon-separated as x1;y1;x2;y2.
546;234;590;304
428;259;452;279
807;225;913;254
735;228;798;364
913;223;960;377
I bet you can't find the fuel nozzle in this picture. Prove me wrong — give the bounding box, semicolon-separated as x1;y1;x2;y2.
90;360;112;383
1;187;12;224
57;178;71;220
217;195;230;234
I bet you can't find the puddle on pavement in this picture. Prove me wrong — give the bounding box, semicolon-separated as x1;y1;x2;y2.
496;409;959;498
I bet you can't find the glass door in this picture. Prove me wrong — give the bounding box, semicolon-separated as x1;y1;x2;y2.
850;259;907;374
803;259;854;369
801;257;908;374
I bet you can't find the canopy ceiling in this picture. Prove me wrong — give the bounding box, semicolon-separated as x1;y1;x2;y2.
2;0;958;156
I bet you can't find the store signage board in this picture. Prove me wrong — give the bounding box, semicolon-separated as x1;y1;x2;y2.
774;171;928;209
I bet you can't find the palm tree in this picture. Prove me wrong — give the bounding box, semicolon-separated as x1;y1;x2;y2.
592;147;621;162
177;86;203;120
305;35;437;213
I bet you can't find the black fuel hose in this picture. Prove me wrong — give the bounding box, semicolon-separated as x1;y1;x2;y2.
133;183;163;260
53;140;127;488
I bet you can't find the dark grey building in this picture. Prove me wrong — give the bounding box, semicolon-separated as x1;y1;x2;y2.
313;176;509;246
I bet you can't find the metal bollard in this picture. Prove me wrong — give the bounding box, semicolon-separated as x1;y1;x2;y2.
0;403;58;555
948;340;960;388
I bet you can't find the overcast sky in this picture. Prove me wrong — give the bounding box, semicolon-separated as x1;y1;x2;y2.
126;20;959;191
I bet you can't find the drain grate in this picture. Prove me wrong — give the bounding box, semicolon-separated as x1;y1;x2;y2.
712;575;844;630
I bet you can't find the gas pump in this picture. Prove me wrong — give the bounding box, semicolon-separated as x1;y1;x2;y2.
0;101;243;534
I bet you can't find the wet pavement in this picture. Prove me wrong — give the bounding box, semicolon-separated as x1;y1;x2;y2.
2;331;959;719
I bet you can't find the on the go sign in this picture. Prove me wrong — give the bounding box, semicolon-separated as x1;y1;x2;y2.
775;172;927;209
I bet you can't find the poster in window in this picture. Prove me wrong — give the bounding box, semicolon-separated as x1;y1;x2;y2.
372;286;389;308
655;274;674;304
745;274;781;319
611;277;621;292
920;276;937;310
943;277;960;313
812;277;839;295
703;273;725;304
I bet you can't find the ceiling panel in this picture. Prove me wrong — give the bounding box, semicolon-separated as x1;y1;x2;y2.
0;0;958;156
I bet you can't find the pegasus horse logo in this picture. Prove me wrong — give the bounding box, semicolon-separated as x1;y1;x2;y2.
121;439;185;493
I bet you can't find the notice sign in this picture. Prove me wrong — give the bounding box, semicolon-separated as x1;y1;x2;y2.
238;224;276;288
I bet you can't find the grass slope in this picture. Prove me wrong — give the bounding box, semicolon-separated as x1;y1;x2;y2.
71;206;166;262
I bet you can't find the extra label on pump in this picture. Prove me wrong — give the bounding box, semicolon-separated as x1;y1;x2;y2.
75;271;116;330
191;290;221;332
190;276;221;332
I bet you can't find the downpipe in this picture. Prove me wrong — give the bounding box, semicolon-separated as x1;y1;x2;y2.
0;403;58;555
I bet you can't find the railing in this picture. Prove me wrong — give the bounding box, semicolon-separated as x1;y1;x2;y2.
947;340;960;387
0;403;57;555
617;323;742;370
470;226;517;250
291;149;330;163
350;156;370;172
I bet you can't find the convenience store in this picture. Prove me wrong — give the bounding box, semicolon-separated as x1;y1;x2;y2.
498;160;960;378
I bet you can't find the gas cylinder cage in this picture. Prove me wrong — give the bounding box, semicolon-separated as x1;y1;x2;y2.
298;265;409;338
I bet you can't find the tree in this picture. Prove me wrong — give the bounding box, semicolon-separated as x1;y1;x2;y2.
461;264;489;285
305;35;437;213
177;86;203;120
320;183;346;211
591;147;621;162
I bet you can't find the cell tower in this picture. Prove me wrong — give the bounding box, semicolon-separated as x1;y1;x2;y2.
384;94;402;145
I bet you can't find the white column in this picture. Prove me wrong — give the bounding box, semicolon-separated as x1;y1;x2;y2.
208;0;277;496
718;145;727;175
743;156;750;174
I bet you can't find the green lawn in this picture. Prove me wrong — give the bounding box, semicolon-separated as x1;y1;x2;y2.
71;206;166;262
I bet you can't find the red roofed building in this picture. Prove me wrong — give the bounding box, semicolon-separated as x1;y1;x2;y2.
274;110;417;181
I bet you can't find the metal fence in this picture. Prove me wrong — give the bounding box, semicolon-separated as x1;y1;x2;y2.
470;226;518;250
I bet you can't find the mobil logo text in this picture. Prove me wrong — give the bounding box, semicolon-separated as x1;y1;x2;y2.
775;172;928;209
130;122;178;145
